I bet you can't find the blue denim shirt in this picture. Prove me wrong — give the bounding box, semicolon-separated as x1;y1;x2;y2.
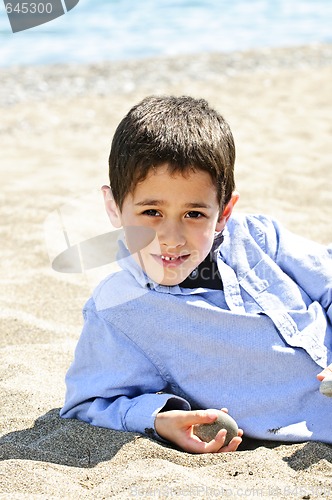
60;214;332;443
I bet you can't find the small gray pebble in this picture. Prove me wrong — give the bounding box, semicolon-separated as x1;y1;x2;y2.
320;375;332;397
193;410;238;446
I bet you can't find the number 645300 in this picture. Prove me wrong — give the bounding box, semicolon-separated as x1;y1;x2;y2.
5;2;53;14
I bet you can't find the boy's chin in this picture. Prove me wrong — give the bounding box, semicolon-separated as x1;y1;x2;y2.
137;256;198;287
146;268;193;287
157;278;184;286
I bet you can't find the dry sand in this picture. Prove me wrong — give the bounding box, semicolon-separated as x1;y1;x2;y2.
1;44;332;498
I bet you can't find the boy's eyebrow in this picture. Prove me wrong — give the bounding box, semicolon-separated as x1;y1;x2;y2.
134;199;212;209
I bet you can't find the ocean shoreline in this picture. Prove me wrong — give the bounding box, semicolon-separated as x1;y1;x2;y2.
1;42;332;107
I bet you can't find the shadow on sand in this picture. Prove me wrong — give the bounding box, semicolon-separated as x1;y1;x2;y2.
0;408;140;468
1;409;331;471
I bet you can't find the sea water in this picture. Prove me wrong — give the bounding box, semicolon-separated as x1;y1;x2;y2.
0;0;331;66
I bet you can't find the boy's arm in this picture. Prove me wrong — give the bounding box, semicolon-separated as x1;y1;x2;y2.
257;216;332;318
61;303;243;452
261;217;332;380
60;303;190;441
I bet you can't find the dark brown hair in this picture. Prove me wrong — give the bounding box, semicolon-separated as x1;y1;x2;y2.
108;95;236;211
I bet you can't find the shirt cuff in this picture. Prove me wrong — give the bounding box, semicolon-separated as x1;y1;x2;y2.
124;392;191;442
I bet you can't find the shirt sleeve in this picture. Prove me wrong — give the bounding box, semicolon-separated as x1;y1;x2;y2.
60;300;191;440
262;216;332;321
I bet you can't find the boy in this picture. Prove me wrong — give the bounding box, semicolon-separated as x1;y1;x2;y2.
60;96;332;454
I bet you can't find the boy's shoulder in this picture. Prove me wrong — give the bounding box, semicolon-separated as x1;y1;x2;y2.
226;213;280;253
89;266;149;313
228;212;277;231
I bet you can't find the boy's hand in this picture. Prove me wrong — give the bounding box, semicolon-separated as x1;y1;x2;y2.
155;408;243;453
317;363;332;381
317;363;332;397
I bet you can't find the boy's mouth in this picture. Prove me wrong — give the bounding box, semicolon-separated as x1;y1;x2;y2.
161;255;179;261
152;253;190;267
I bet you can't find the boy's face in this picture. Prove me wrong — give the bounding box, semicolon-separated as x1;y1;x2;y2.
104;164;237;286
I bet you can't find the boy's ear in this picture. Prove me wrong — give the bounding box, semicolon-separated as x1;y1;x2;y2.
215;191;239;232
101;185;122;228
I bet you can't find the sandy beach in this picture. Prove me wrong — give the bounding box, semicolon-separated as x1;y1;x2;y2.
1;44;332;498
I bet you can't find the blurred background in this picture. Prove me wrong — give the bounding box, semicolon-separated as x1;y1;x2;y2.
1;0;332;66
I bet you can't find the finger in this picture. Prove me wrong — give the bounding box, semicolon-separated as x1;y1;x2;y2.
220;407;229;413
202;428;243;454
218;435;243;453
179;431;225;454
317;366;332;381
179;409;219;427
181;427;243;454
203;429;228;453
189;429;227;454
212;428;243;453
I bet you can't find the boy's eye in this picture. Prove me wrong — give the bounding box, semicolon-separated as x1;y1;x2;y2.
185;211;205;218
142;209;161;217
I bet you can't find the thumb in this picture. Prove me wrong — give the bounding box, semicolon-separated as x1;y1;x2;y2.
181;409;219;427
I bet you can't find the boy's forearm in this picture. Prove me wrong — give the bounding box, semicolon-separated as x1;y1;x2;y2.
61;392;191;440
61;301;192;438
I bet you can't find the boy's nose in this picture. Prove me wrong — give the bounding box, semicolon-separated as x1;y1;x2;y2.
158;221;186;248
